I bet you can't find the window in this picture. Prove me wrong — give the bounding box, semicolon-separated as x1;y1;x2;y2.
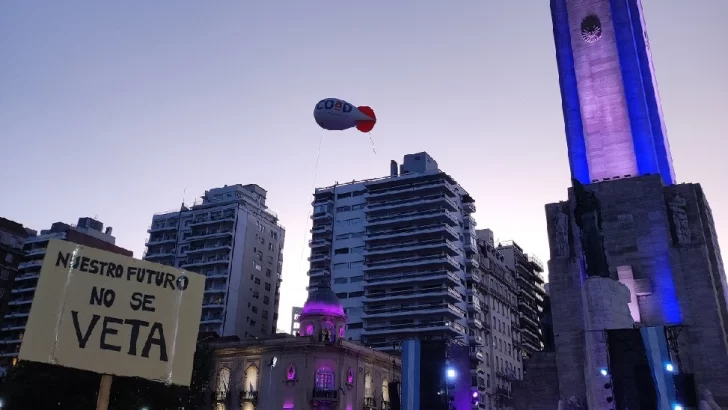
262;310;268;319
350;261;363;268
0;289;4;298
333;263;347;270
351;276;364;282
268;243;274;251
5;254;12;263
334;247;349;255
250;320;256;326
0;269;9;280
315;368;335;390
334;278;348;284
253;291;259;299
265;282;271;291
349;291;364;298
252;306;258;313
347;322;363;329
254;262;261;271
254;278;261;285
263;296;270;304
266;269;272;277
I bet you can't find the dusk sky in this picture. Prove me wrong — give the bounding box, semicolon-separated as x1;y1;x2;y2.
2;1;726;331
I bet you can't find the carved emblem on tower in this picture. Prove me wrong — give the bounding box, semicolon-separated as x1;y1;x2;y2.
580;15;602;43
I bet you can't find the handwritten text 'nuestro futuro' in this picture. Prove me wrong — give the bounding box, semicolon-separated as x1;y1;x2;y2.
56;251;190;291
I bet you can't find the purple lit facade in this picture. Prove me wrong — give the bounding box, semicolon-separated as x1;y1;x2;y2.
208;284;401;409
300;301;346;318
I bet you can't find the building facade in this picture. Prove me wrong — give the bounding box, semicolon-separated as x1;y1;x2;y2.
144;184;285;340
496;241;545;357
0;217;131;366
475;230;523;410
0;218;29;333
291;306;302;335
210;282;401;410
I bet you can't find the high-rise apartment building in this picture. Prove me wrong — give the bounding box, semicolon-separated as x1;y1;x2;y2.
475;229;524;410
0;217;131;367
144;184;285;340
0;218;29;332
496;240;545;357
308;152;474;349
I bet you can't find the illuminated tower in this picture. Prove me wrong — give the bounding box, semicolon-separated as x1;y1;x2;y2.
552;0;675;186
541;0;728;408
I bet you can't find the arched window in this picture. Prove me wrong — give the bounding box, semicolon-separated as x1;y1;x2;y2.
364;373;373;398
217;367;231;392
315;367;335;391
382;378;389;402
245;365;259;392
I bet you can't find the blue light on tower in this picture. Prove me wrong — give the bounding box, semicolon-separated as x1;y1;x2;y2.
600;368;609;377
674;404;683;410
665;363;675;372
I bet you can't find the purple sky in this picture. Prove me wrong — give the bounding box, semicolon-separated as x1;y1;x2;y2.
1;1;726;331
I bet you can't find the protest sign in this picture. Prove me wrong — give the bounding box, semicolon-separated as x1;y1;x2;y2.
19;239;204;386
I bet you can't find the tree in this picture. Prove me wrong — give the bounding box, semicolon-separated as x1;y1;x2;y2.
0;342;214;410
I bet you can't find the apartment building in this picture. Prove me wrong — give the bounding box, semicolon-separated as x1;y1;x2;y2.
0;218;29;333
497;240;545;358
0;217;132;367
475;229;523;410
144;184;285;340
308;152;474;347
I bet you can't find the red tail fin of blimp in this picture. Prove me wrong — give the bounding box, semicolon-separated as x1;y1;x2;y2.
356;106;376;133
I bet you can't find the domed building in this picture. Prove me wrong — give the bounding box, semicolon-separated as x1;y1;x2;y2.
207;281;401;410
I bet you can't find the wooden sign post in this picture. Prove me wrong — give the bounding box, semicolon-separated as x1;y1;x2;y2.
96;374;113;410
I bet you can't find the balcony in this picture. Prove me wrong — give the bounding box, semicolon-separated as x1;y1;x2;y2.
309;239;332;250
24;231;66;244
362;320;466;337
363;254;459;273
468;317;484;329
365;194;458;215
312;209;333;222
145;236;177;246
364;396;377;409
312;388;338;402
211;390;230;402
308;269;330;278
310;225;332;235
366;178;457;200
366;209;459;229
240;390;258;403
362;303;466;320
185;228;233;241
363;238;459;258
366;223;458;243
365;286;461;303
17;260;43;270
464;215;476;230
182;255;230;268
365;269;460;287
186;242;232;255
463;201;476;214
308;253;331;263
190;213;235;227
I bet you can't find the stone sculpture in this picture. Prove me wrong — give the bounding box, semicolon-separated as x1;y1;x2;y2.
668;191;691;245
552;208;570;259
572;179;610;278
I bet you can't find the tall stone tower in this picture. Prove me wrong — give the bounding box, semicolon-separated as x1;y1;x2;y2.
545;0;728;408
552;0;675;186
